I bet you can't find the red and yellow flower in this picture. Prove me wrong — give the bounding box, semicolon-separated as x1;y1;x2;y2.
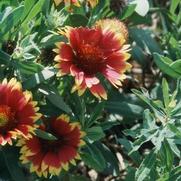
87;0;98;8
53;0;98;8
54;0;80;7
0;78;41;145
54;19;131;99
17;114;85;177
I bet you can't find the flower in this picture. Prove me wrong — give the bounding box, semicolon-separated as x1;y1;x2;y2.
54;19;131;99
17;114;85;177
95;18;129;44
87;0;98;8
54;0;80;7
53;0;98;8
0;78;41;145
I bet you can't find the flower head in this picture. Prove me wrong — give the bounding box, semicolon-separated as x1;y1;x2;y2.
87;0;99;8
53;0;98;8
54;0;80;7
95;18;128;44
18;114;85;177
54;19;131;99
0;78;41;145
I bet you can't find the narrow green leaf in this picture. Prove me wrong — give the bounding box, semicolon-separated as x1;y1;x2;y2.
129;129;157;155
23;67;56;89
167;124;181;138
47;92;72;114
162;78;170;108
153;53;181;78
167;139;180;158
13;61;44;75
130;29;162;54
0;50;11;65
160;139;174;171
87;102;105;127
120;4;136;20
0;5;24;36
135;150;156;181
95;143;120;176
35;129;58;141
2;147;26;181
118;138;142;164
170;0;180;14
169;166;181;181
21;0;45;28
65;14;88;27
105;101;143;119
170;59;181;74
39;86;72;114
81;143;106;172
21;0;36;21
86;126;105;141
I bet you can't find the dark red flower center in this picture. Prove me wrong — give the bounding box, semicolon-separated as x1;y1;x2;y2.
40;137;67;153
74;44;105;75
0;105;16;134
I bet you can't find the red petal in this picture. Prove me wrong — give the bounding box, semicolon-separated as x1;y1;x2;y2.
103;68;122;87
26;137;41;154
85;76;100;88
60;44;74;61
58;145;77;163
52;118;71;136
43;152;60;168
66;127;81;146
59;61;72;75
89;83;107;100
100;31;121;52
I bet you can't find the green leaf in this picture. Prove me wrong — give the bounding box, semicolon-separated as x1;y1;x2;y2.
105;101;143;119
170;59;181;74
86;126;105;142
162;78;170;108
86;102;105;127
170;0;180;14
21;0;36;21
0;5;24;36
132;89;166;122
21;0;46;29
130;29;162;54
95;143;120;176
39;86;72;114
143;109;157;130
0;49;11;65
13;61;44;75
120;4;136;20
118;138;142;164
35;129;58;140
153;53;181;78
169;166;181;181
69;175;90;181
65;14;88;27
23;67;56;89
167;124;181;138
131;45;147;67
2;147;26;181
46;93;72;114
100;120;120;131
129;129;157;154
135;150;156;181
81;143;106;172
167;139;180;158
160;139;174;172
